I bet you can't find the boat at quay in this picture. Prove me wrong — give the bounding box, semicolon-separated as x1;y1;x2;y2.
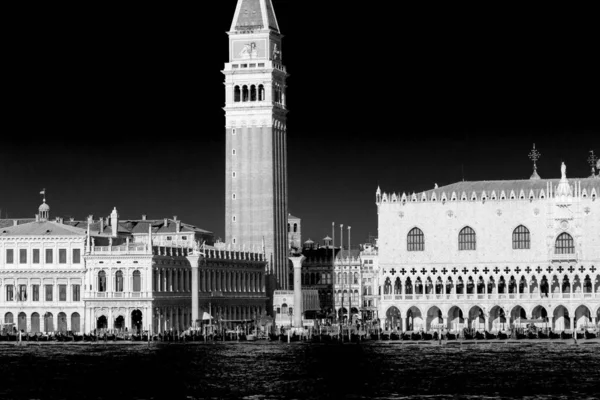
2;326;599;344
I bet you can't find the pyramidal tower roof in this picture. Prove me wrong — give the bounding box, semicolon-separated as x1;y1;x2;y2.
230;0;280;33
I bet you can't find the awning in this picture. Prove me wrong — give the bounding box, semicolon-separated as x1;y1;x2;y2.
302;289;320;311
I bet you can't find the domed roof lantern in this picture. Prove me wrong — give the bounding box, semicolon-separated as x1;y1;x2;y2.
38;188;50;221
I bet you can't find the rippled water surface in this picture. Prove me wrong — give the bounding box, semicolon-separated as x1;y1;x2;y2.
1;341;599;399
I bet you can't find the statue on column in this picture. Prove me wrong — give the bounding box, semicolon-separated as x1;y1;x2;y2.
561;162;567;180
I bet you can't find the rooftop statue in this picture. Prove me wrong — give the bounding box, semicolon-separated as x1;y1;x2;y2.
561;162;567;180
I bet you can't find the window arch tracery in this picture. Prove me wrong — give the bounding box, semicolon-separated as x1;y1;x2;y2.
459;226;476;251
407;227;424;251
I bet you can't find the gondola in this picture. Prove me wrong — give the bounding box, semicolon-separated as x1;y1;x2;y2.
537;331;548;339
497;332;508;340
484;331;496;339
390;332;400;340
584;331;597;339
560;331;572;339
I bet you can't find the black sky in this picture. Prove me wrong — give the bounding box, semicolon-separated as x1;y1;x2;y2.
2;1;598;245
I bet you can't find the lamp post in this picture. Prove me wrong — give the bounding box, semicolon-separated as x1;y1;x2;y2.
288;308;293;343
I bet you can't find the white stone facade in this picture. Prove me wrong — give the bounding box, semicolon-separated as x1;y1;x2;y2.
0;221;86;333
333;250;362;322
376;166;600;333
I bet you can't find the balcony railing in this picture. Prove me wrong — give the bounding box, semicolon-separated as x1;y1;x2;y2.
551;252;578;262
380;291;599;302
86;292;151;299
92;245;149;255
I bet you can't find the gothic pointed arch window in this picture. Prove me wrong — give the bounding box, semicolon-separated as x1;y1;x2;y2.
512;225;530;249
407;227;424;251
555;232;574;254
458;226;476;251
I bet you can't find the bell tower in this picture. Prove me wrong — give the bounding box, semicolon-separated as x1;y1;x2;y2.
224;0;289;289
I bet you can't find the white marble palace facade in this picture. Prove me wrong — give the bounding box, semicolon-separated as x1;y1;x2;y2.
1;202;267;334
376;163;600;333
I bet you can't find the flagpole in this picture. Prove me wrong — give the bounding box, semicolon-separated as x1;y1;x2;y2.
332;222;335;323
348;225;351;327
340;224;344;327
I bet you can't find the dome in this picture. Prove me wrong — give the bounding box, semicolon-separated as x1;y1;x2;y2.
39;202;50;212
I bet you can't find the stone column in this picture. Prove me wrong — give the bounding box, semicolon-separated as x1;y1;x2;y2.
187;254;200;327
289;255;306;328
401;317;406;332
570;315;575;331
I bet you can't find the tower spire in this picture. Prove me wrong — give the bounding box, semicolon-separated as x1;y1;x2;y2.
528;143;541;180
588;150;598;178
231;0;280;33
224;0;288;290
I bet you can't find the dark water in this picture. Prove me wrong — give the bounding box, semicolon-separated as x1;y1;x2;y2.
0;341;599;399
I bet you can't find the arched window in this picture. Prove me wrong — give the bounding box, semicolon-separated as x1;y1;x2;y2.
234;85;241;102
115;270;124;292
133;270;141;292
512;225;530;249
293;223;297;233
407;227;424;251
458;226;476;251
258;84;265;101
287;223;290;233
555;232;574;254
250;84;257;101
98;271;107;292
242;85;249;102
281;303;288;315
353;272;358;284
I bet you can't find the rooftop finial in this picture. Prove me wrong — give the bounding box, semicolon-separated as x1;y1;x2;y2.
528;143;541;180
587;150;598;178
38;188;50;221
